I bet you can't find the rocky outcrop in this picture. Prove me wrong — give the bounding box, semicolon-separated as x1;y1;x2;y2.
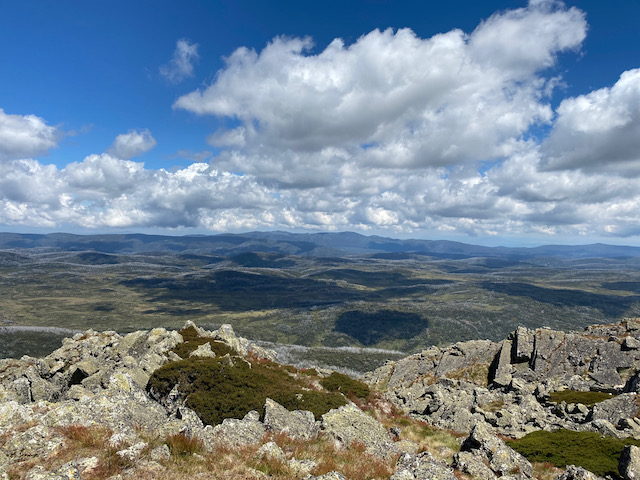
368;318;640;439
264;397;319;440
460;423;533;477
620;445;640;480
391;452;457;480
321;403;397;458
554;465;602;480
4;319;640;479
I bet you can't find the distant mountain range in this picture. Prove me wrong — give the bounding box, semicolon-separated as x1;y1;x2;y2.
1;231;639;259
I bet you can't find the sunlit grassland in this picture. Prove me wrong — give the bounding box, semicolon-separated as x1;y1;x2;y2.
2;250;640;365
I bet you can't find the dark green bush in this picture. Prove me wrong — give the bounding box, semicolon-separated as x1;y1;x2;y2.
320;371;370;399
508;429;640;477
548;390;615;407
148;356;347;426
172;325;235;359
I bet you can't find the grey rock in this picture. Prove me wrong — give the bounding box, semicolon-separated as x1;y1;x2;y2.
25;462;82;480
321;403;397;458
2;424;63;460
461;423;533;477
207;410;265;447
305;473;346;480
590;393;639;426
69;358;100;384
391;452;456;480
116;441;148;461
591;419;625;439
264;398;319;440
150;444;171;462
554;465;601;480
454;451;497;480
288;459;316;476
189;342;216;358
620;445;640;480
624;337;640;351
513;326;535;362
531;329;567;379
491;340;513;387
11;376;31;403
256;441;286;462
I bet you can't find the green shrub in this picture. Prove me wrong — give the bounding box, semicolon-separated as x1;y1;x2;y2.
508;429;640;477
320;372;370;399
148;356;347;426
548;390;615;407
172;325;236;359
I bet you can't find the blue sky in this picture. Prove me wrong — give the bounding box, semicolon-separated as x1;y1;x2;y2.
1;1;639;246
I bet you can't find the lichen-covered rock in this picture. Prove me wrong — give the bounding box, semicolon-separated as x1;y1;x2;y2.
454;451;498;480
289;458;316;476
461;423;533;477
305;472;346;480
620;445;640;480
150;444;171;462
491;340;514;387
256;441;286;462
590;393;640;426
25;461;81;480
391;452;457;480
204;410;265;448
189;342;216;358
1;424;63;461
264;398;319;440
116;441;148;461
321;403;397;458
554;465;602;480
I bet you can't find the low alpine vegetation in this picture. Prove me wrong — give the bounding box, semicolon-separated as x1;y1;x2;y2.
508;429;640;478
547;389;615;407
148;327;352;425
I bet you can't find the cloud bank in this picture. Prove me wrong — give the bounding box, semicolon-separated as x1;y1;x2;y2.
2;0;640;242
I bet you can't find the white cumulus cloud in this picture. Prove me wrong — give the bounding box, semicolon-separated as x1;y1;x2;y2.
160;38;199;84
542;68;640;174
107;129;157;159
0;109;59;161
5;1;640;242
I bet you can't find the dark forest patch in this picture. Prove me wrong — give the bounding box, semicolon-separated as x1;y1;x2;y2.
482;281;638;317
334;310;428;346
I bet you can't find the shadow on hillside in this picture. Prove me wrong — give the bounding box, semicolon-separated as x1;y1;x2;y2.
121;270;373;310
482;281;639;317
334;310;429;346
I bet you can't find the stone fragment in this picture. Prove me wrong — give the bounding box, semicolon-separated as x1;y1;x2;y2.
623;337;640;350
264;398;319;440
491;340;513;387
288;458;316;476
206;410;265;447
590;393;639;426
321;403;397;458
391;452;457;480
189;342;216;358
620;445;640;480
554;465;601;480
306;473;347;480
461;423;533;477
116;441;148;461
454;451;498;480
256;441;286;462
514;326;535;362
150;444;171;461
